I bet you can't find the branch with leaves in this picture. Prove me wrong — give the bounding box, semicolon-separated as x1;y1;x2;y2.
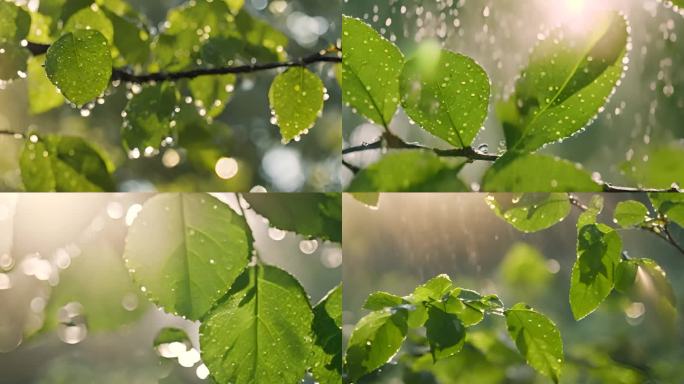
488;192;681;322
342;12;684;193
345;274;564;383
0;0;340;192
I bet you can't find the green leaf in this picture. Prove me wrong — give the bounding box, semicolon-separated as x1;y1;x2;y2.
577;195;605;228
426;305;466;361
104;9;150;66
0;41;28;80
188;74;236;118
344;309;408;381
20;135;114;192
649;193;684;228
482;154;602;192
153;327;191;348
411;274;453;303
63;6;114;43
622;147;684;189
28;55;64;114
41;240;146;333
350;192;380;209
613;201;648;228
122;83;179;153
486;193;571;233
310;285;342;384
364;291;405;310
28;11;53;44
499;242;552;291
614;259;638;293
347;151;469;192
635;258;676;309
399;45;490;148
269;67;325;143
501;12;628;153
0;1;30;43
342;16;404;126
505;303;563;383
243;193;341;243
123;193;251;320
444;296;485;327
200;265;313;384
45;29;112;106
570;224;622;320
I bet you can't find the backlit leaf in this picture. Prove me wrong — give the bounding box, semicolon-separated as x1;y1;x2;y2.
123;193;251;320
342;16;404;126
269;67;325;143
486;193;571;233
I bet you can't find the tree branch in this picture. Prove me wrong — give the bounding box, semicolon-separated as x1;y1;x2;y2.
25;41;341;83
343;133;499;162
603;183;682;193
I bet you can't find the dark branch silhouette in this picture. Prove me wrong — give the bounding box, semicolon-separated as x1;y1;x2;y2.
25;41;341;84
343;133;682;193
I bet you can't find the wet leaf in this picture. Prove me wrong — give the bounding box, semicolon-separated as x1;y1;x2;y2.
20;135;114;192
310;285;342;384
188;74;236;118
613;200;648;228
347;151;469;192
28;55;64;114
614;259;638;293
648;193;684;228
501;12;628;153
482;154;602;192
570;224;622;320
411;274;453;303
342;16;404;126
364;291;405;310
345;308;408;381
486;193;571;233
400;47;490;148
0;1;30;43
103;8;150;66
243;193;341;243
122;83;179;153
200;265;313;384
635;258;676;310
63;7;114;43
123;193;251;320
269;67;325;143
45;29;112;106
425;305;466;361
505;303;563;383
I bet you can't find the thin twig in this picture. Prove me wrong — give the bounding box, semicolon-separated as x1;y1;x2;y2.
0;130;25;138
603;183;682;193
25;41;340;84
342;159;360;174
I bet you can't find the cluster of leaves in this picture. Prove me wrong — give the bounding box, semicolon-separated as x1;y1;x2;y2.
0;0;337;191
487;193;681;321
121;193;340;383
342;7;683;192
345;274;564;383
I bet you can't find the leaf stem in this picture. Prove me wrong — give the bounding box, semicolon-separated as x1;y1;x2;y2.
26;41;341;84
342;136;499;162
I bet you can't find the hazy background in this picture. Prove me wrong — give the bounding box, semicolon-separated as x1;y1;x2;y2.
0;0;342;192
342;0;684;189
343;193;684;383
0;193;341;383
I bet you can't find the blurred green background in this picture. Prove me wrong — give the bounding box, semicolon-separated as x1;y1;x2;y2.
342;0;684;189
343;193;684;383
0;0;341;192
0;193;341;383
